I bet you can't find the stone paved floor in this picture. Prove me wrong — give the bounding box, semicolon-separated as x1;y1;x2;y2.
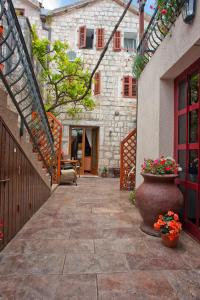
0;178;200;300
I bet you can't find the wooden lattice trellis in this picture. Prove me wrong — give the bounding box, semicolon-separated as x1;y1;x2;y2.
120;129;137;190
47;112;63;184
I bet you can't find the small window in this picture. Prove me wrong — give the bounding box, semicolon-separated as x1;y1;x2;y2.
15;8;25;16
96;28;105;50
94;72;101;95
124;32;137;52
123;76;136;98
113;31;121;51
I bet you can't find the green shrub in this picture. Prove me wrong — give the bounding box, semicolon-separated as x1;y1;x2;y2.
129;190;136;206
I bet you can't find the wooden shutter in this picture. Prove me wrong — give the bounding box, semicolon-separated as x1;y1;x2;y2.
96;28;105;50
113;31;121;51
131;77;137;97
123;76;136;98
94;72;101;95
123;76;130;97
79;26;86;49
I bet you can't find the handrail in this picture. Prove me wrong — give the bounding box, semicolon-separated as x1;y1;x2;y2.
0;0;56;178
137;0;184;67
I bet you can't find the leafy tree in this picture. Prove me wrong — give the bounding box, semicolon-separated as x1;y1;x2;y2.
32;26;95;116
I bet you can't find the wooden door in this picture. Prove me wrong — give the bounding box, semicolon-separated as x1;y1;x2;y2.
175;58;200;241
91;128;99;175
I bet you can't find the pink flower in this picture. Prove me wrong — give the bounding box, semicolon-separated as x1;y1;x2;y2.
154;159;159;164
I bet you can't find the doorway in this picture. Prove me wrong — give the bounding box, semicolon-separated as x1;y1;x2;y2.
174;58;200;241
69;126;99;175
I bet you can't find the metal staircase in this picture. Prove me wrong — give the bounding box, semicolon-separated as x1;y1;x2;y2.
0;0;56;180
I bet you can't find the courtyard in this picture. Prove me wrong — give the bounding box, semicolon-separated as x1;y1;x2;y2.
0;178;200;299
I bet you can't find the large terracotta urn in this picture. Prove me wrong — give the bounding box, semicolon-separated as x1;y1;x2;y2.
135;173;183;237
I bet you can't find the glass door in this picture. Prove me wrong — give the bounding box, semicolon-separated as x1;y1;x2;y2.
175;59;200;241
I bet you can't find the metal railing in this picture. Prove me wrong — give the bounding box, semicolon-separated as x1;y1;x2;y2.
0;0;56;178
137;0;184;64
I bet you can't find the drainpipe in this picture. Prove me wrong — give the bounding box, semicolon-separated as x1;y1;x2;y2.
139;0;146;41
135;0;146;188
40;8;51;41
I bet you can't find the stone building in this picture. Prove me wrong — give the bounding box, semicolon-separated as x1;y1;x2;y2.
13;0;149;175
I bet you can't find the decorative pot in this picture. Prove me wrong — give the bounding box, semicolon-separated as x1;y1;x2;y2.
135;173;183;237
161;234;179;248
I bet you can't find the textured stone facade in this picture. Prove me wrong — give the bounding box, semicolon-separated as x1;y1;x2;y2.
13;0;142;173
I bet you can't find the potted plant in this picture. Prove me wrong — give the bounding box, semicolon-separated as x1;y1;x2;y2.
135;156;183;236
154;211;182;248
101;167;108;178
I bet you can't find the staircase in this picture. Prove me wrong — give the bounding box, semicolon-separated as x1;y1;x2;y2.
0;88;51;188
0;0;56;180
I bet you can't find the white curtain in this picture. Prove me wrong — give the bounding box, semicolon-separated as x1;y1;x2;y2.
86;128;92;147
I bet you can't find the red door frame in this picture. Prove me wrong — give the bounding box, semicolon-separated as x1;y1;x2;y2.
174;58;200;241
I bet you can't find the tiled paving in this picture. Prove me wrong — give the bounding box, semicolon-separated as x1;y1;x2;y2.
0;178;200;299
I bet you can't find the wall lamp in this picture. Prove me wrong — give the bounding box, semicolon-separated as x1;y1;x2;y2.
182;0;196;24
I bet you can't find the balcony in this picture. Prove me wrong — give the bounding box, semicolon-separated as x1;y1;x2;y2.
135;0;185;77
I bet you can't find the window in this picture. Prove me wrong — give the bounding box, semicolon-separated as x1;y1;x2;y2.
94;72;101;95
113;31;121;51
78;26;94;49
96;28;105;50
15;8;25;16
123;76;136;98
124;32;137;52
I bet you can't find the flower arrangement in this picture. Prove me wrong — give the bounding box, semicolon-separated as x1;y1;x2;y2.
157;0;180;23
141;156;180;175
0;221;3;241
154;211;182;241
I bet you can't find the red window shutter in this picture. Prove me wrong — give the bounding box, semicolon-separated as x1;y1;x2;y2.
96;28;105;50
123;76;136;97
79;26;86;49
113;31;121;51
123;76;130;97
94;72;101;95
131;77;137;97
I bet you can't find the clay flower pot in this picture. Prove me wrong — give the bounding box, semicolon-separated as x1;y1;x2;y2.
161;234;179;248
135;173;183;236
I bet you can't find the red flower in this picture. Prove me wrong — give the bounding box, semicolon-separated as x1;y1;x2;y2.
165;166;171;172
161;9;167;15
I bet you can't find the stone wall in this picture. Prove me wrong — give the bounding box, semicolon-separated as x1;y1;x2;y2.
50;0;138;172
